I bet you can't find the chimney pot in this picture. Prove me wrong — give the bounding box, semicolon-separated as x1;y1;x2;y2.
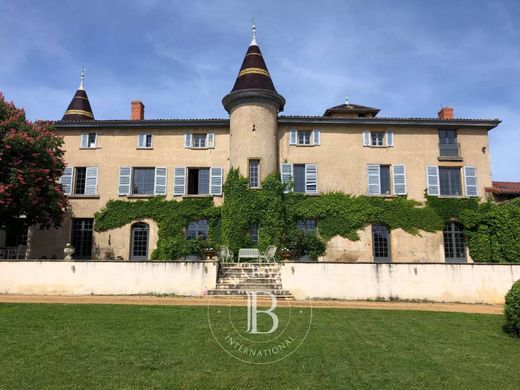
131;101;145;120
438;107;454;120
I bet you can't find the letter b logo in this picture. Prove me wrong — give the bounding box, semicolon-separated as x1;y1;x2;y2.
246;291;279;334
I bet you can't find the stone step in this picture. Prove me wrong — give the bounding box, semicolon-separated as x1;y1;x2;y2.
207;289;293;297
214;285;284;290
217;277;281;283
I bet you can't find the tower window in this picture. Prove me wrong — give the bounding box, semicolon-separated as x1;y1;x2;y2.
249;159;260;188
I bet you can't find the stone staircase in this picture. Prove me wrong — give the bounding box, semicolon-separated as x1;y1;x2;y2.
207;262;293;299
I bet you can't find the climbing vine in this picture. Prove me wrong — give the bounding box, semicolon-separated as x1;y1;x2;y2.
94;170;520;263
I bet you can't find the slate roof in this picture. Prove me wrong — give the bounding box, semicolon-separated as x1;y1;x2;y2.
230;44;278;93
62;89;94;121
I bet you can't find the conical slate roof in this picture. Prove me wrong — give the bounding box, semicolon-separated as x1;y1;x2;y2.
62;72;94;121
222;25;285;113
231;44;277;93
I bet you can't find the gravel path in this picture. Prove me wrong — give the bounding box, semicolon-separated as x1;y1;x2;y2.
0;294;503;315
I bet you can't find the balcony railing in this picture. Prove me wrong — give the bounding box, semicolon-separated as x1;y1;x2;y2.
439;143;461;159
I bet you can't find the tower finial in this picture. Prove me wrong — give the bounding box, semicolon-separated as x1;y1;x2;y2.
79;67;86;90
250;18;257;46
345;96;349;105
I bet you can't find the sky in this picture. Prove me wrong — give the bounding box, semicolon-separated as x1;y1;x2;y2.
0;0;519;181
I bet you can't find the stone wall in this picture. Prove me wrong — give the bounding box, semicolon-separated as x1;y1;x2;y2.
0;261;217;296
280;262;520;304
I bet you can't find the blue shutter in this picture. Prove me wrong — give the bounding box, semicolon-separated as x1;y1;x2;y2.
61;167;73;195
210;167;223;196
367;164;381;195
289;129;297;145
173;167;186;196
386;130;394;147
85;167;98;195
426;166;440;196
280;163;293;193
80;134;89;148
119;167;132;195
363;131;371;146
207;132;215;148
464;166;478;197
392;164;406;195
154;167;167;195
312;129;320;146
184;133;192;148
305;163;318;194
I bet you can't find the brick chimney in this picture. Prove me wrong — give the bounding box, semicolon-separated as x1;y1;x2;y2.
438;107;454;120
131;101;145;120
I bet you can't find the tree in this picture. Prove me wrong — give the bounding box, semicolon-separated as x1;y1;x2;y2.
0;92;67;229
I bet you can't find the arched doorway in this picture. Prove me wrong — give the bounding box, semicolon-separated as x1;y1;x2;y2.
443;221;466;263
130;222;149;260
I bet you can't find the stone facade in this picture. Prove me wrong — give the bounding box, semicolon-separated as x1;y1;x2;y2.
0;29;501;263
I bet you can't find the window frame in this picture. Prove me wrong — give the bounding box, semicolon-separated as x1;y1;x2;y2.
137;133;153;149
186;219;209;240
372;224;391;262
130;222;150;260
73;167;87;195
297;219;317;233
370;131;385;147
131;167;156;195
443;221;467;263
297;130;312;145
187;167;210;195
248;159;260;189
192;134;207;149
439;167;462;196
71;218;94;259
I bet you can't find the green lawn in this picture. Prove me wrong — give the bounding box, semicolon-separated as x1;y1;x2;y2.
0;303;518;389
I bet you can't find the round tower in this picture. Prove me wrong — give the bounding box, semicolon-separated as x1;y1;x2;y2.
222;24;285;182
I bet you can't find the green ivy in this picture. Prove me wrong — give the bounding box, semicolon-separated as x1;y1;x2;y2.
93;171;520;263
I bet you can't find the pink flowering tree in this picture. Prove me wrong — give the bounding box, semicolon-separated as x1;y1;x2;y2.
0;93;68;229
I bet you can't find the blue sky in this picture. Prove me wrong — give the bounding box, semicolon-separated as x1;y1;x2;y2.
1;0;519;181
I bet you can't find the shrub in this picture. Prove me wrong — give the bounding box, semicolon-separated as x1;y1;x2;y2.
504;279;520;337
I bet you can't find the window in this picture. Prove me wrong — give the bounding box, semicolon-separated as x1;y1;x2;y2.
297;219;317;233
187;168;210;195
193;134;207;148
438;130;460;157
443;221;466;262
249;159;260;188
132;168;155;195
439;167;462;196
71;218;93;259
74;168;86;194
80;132;97;148
372;224;391;262
367;164;406;195
130;222;149;260
249;224;259;245
298;131;312;145
293;164;306;193
371;132;385;146
137;134;153;148
289;129;320;146
280;163;318;194
379;165;391;194
61;167;98;196
363;131;394;147
187;219;208;240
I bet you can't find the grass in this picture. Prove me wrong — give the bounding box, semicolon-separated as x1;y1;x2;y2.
0;303;519;389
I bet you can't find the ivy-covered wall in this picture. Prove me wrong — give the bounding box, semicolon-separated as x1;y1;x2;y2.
94;169;520;263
